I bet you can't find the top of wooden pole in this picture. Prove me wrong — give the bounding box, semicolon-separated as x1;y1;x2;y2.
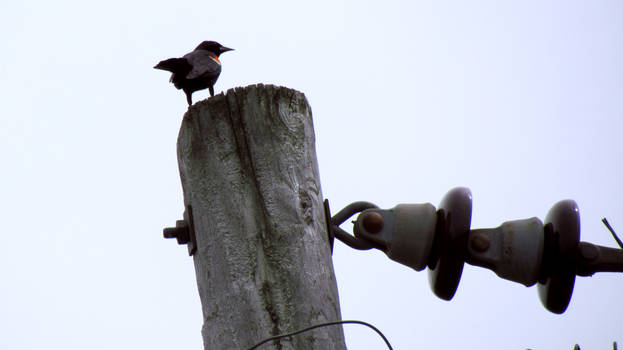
176;84;346;349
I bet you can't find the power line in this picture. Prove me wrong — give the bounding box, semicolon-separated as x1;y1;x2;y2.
247;319;394;350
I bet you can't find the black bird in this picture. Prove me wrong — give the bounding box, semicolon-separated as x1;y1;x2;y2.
154;41;233;105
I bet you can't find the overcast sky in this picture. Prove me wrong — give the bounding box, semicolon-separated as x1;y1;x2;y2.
1;0;622;349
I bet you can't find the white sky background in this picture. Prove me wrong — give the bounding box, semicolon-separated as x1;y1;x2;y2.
1;0;622;349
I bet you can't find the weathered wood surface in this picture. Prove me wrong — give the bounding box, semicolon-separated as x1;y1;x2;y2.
177;84;346;349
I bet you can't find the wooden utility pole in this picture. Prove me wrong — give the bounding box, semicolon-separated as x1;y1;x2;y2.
176;84;346;349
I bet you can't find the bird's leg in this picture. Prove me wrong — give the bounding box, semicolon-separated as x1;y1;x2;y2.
185;90;193;106
209;86;215;97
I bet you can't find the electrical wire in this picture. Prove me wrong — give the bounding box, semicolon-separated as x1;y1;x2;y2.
602;218;623;249
247;319;393;350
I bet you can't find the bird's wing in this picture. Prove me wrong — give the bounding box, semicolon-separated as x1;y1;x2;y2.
183;50;221;80
154;57;191;73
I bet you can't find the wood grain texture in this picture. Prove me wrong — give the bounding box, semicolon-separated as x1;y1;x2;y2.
177;84;346;349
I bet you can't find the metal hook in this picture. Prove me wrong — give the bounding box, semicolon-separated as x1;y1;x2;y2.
324;199;380;252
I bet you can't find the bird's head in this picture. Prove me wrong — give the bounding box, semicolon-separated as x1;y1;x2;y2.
195;41;234;57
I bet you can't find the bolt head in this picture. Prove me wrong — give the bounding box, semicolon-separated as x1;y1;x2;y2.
470;233;490;252
579;243;598;261
163;221;190;244
362;211;384;234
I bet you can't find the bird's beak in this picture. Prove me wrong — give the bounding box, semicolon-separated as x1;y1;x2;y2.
221;47;234;53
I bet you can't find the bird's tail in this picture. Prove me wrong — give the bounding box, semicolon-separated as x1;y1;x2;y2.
153;58;188;72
